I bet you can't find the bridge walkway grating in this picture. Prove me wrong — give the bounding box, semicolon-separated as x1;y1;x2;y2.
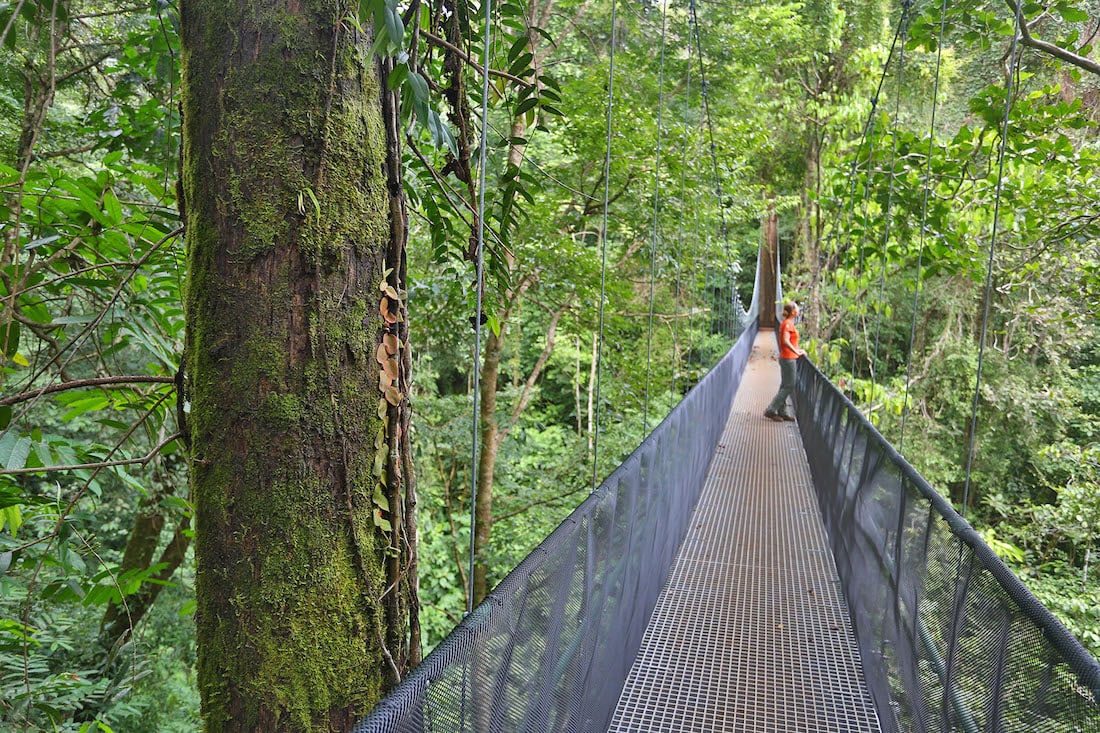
608;331;882;732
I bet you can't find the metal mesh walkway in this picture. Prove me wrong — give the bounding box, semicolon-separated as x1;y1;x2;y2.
609;331;882;732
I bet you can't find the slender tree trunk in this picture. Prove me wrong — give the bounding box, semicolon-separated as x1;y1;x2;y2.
574;335;583;437
588;330;598;453
800;130;823;338
472;327;504;604
761;202;779;328
181;1;412;729
99;486;191;649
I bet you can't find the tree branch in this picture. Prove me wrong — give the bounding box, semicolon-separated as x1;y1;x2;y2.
0;376;175;407
1006;0;1100;77
506;295;573;431
419;30;533;89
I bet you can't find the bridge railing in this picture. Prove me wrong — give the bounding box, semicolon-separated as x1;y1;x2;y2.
795;358;1100;733
355;320;759;732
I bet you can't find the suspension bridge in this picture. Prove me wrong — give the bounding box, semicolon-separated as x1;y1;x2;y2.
355;0;1100;728
355;274;1100;732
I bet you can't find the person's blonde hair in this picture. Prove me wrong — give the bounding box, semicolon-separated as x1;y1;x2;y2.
782;302;798;317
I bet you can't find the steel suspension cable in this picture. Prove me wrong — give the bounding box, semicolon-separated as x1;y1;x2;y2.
846;18;907;396
961;0;1023;518
824;101;880;385
688;0;735;337
592;0;619;491
899;0;950;452
643;0;671;435
689;184;701;376
818;11;906;387
869;0;914;423
672;61;695;395
466;0;495;615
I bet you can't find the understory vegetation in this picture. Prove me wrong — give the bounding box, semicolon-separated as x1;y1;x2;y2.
1;0;1098;728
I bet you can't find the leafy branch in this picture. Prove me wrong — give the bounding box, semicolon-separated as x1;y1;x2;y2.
1004;0;1100;77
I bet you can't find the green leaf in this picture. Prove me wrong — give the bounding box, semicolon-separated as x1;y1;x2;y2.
383;5;404;48
33;440;52;468
103;188;123;225
0;505;22;535
82;583;122;608
61;395;111;421
24;234;61;251
0;433;31;470
406;71;429;105
1056;6;1089;22
508;52;534;77
2;320;18;357
387;62;408;91
507;34;530;62
2;27;14;51
427;110;457;156
514;96;539;118
373;485;390;512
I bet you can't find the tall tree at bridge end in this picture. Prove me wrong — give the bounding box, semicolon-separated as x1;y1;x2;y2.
179;0;417;730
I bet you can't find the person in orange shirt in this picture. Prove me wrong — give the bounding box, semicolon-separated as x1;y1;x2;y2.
765;302;806;422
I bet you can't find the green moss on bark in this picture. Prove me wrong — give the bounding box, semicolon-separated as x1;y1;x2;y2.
181;0;400;730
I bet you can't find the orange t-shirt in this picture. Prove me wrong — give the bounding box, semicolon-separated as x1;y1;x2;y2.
778;318;800;360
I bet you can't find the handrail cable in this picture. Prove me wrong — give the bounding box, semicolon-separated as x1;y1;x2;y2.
466;0;495;615
643;0;671;435
899;0;950;451
592;0;620;491
962;0;1023;518
869;0;914;423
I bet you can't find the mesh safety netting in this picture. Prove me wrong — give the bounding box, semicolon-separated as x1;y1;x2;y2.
794;358;1100;732
355;321;758;733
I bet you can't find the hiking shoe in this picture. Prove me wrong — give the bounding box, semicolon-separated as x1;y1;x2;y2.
764;411;784;422
780;414;796;422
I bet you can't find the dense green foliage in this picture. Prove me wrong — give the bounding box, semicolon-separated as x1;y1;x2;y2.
806;0;1100;652
1;0;1098;729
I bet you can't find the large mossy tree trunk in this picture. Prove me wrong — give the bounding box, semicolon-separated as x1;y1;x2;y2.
180;1;415;729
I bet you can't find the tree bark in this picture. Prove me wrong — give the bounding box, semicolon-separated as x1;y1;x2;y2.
181;1;412;729
761;202;780;328
471;327;504;605
800;129;824;338
99;486;191;649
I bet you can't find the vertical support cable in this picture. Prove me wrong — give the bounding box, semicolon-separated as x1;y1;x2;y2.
592;0;619;491
824;94;878;385
672;61;694;396
869;0;913;423
962;0;1023;518
689;0;734;342
847;21;905;397
689;201;701;375
467;0;494;615
643;0;670;435
899;0;949;451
